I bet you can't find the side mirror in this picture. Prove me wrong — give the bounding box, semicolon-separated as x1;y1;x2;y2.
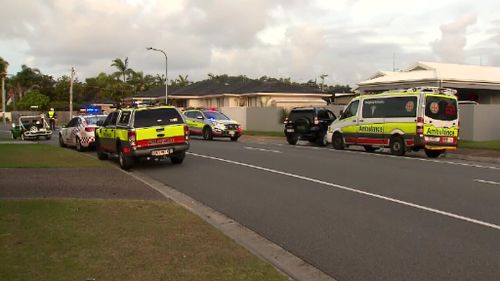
96;120;103;126
196;116;204;120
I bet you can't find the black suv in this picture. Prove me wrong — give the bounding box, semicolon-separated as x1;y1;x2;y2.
284;107;336;146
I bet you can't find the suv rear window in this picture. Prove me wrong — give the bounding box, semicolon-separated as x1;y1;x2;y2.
288;109;315;122
425;96;457;121
134;108;184;127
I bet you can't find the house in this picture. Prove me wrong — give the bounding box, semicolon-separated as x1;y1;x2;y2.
357;62;500;104
129;76;331;109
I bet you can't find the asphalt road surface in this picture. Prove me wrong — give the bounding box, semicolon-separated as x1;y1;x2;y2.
32;132;500;280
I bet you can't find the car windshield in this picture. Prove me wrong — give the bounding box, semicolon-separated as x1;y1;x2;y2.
203;111;230;120
134;108;184;127
425;96;458;121
84;115;107;125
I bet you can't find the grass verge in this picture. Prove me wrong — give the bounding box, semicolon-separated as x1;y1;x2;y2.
458;140;500;151
0;144;106;168
244;130;285;137
0;199;287;281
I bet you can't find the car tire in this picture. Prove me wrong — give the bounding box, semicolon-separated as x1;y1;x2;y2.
425;149;443;158
96;138;108;160
59;134;66;147
363;145;377;152
286;134;298;145
230;136;239;142
118;148;134;170
202;127;213;140
170;151;186;164
332;133;344;150
389;136;405;156
317;132;328;147
75;136;84;152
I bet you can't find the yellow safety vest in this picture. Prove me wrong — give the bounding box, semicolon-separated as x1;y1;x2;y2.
48;110;55;118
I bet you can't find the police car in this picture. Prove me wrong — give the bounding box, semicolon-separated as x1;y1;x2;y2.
59;114;107;151
183;108;243;141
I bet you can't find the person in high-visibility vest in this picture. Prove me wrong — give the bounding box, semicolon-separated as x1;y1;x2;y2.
48;108;56;130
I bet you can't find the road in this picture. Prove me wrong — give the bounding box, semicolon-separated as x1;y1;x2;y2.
134;137;500;281
5;127;500;281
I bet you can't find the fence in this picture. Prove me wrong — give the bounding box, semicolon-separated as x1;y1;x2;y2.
458;104;500;141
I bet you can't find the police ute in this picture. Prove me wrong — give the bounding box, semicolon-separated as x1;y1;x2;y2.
326;87;459;158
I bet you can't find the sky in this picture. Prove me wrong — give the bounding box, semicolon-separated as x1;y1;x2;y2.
1;0;499;86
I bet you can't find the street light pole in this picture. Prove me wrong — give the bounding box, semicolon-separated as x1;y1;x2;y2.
146;47;168;105
69;67;75;118
1;76;5;125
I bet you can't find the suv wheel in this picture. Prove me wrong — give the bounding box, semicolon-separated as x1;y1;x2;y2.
119;148;135;170
171;151;186;164
389;136;405;156
96;138;108;160
230;136;239;142
317;132;328;147
332;133;344;150
203;127;213;140
286;134;298;145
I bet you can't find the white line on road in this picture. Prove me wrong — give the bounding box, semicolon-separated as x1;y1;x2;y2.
188;152;500;232
474;179;500;185
254;142;500;171
244;146;282;153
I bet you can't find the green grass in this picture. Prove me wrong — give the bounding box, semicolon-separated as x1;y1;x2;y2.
0;144;107;168
458;140;500;151
0;199;288;281
244;130;285;137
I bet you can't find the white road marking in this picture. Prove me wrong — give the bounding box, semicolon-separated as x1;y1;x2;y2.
247;141;500;171
188;152;500;232
244;146;282;153
474;179;500;186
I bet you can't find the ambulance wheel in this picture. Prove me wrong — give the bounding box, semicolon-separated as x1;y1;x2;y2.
96;140;108;160
286;134;298;145
171;151;186;164
230;136;239;142
75;136;84;152
119;149;134;170
425;149;443;158
390;136;405;156
202;127;213;140
363;145;377;152
59;134;66;147
332;133;344;150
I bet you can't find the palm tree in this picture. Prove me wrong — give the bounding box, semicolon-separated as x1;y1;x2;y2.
111;57;132;82
176;74;191;87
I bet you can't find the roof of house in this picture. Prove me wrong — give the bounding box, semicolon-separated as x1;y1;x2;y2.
135;77;324;98
359;61;500;86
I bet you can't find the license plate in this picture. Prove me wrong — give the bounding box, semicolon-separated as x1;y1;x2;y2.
152;149;171;156
228;131;235;136
286;128;294;132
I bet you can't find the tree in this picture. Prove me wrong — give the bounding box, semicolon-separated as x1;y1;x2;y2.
111;57;133;82
16;89;50;110
0;56;8;76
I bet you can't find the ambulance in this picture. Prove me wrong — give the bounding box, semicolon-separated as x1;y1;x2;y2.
326;87;459;158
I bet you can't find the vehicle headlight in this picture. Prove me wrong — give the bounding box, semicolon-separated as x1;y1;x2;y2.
212;122;225;130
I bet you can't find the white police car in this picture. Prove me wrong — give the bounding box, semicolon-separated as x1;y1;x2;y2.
59;114;107;151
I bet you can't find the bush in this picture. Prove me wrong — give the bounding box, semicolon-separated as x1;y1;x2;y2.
16;90;50;110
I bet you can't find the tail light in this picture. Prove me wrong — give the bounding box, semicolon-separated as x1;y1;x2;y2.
314;117;319;125
184;125;189;140
85;127;95;132
416;117;424;136
128;130;136;146
283;117;288;124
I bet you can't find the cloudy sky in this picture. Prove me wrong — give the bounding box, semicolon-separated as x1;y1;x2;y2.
1;0;499;85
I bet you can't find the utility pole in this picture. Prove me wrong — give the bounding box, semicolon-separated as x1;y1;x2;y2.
319;74;328;92
69;67;75;118
1;76;5;126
